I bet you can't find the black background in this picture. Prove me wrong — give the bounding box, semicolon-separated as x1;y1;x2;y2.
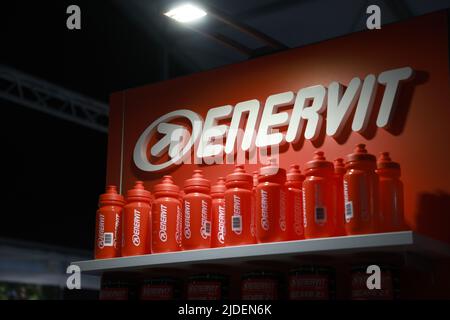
0;1;188;250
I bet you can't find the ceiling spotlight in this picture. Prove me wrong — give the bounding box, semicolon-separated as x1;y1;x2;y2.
164;4;207;23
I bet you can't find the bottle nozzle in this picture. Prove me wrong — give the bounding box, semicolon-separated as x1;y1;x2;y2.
105;185;118;194
355;144;367;153
380;152;391;161
134;181;145;189
314;151;325;160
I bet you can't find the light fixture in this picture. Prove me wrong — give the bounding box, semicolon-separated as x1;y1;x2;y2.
164;4;207;23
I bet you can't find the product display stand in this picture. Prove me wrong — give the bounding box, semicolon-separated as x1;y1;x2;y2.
72;231;450;274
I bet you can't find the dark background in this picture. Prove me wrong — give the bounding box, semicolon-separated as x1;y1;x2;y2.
0;0;448;251
0;1;190;250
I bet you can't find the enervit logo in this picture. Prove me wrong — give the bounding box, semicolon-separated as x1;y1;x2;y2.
184;201;191;239
200;200;210;239
134;110;202;172
114;213;120;248
159;204;168;242
133;67;414;172
294;193;303;236
260;189;269;231
132;209;141;246
217;205;226;244
176;205;182;245
97;214;105;249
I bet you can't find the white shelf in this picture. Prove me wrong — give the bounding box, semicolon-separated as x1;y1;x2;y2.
72;231;450;274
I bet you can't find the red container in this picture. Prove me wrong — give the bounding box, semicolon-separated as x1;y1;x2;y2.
288;265;336;300
183;170;212;250
140;277;181;300
94;185;124;259
255;159;287;243
211;177;226;248
333;158;347;236
151;176;182;253
241;271;283;300
376;152;406;232
344;144;380;235
186;273;229;300
122;181;152;256
225;165;255;246
303;151;336;239
285;165;305;240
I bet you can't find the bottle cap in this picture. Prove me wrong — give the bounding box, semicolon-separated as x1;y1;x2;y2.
226;165;252;183
377;152;400;169
334;158;346;175
184;169;211;189
211;177;226;194
252;171;259;187
346;144;376;163
286;164;304;181
127;181;151;201
99;185;125;206
305;151;333;170
153;175;180;194
259;158;286;177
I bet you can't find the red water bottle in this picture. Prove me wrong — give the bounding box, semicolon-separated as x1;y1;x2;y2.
152;176;182;253
344;144;380;235
122;181;152;256
211;177;226;248
303;151;336;239
183;170;212;250
225;165;255;246
285;165;305;240
376;152;405;232
256;159;287;243
95;185;124;259
333;158;347;236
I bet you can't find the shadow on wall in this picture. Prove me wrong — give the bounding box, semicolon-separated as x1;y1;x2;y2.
415;191;450;244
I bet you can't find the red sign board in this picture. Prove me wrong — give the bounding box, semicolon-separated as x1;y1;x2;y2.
107;12;450;244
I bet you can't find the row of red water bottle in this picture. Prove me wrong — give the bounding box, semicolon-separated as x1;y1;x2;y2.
94;144;406;259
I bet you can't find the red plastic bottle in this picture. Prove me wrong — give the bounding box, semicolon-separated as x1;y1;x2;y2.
333;158;347;236
285;165;305;240
183;170;212;250
152;176;182;253
376;152;405;232
122;181;152;256
255;159;287;243
303;151;336;239
211;177;226;248
225;165;255;246
95;185;124;259
343;144;380;235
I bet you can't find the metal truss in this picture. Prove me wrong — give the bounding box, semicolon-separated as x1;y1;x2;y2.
0;65;109;133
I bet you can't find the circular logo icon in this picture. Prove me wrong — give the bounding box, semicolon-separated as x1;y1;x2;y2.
134;110;203;172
